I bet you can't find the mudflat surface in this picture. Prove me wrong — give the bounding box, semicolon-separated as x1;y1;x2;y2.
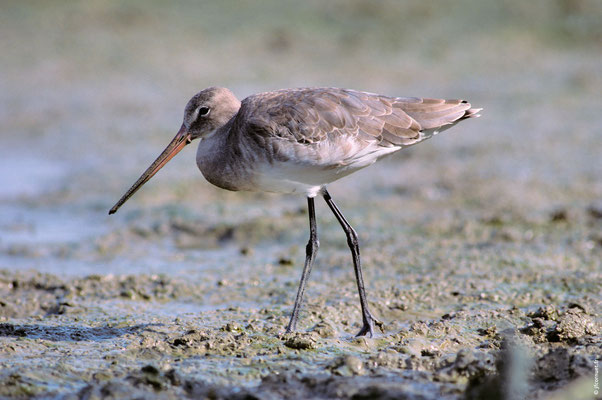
1;1;601;399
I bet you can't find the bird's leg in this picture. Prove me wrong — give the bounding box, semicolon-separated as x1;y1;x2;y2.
285;197;319;334
322;189;382;337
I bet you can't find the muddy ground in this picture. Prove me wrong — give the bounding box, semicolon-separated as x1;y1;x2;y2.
1;1;601;399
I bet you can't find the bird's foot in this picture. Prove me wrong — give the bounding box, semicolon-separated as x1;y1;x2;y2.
285;317;297;335
355;314;384;338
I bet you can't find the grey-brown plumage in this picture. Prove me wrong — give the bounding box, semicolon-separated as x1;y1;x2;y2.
236;87;477;148
195;87;481;196
109;86;482;337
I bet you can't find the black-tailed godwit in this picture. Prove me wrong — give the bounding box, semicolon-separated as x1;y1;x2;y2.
109;87;481;337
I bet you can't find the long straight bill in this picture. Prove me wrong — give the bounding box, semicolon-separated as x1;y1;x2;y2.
109;124;191;215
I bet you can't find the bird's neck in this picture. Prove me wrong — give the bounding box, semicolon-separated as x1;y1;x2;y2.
195;119;254;191
196;120;231;169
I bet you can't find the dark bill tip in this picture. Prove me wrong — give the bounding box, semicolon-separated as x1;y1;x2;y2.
108;125;190;215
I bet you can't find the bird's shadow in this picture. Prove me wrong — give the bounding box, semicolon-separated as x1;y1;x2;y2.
0;322;160;342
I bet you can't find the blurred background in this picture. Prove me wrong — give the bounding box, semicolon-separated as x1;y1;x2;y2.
1;0;600;275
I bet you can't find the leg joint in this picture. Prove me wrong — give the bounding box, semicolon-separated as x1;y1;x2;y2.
306;237;319;255
346;226;359;248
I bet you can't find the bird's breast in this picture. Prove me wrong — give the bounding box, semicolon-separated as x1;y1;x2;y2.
195;133;248;191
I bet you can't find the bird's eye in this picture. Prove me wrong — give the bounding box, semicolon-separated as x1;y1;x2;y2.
198;106;210;117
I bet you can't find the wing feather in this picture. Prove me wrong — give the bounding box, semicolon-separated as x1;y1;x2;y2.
235;88;480;166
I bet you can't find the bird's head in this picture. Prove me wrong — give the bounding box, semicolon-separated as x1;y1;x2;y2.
183;87;241;140
108;87;240;215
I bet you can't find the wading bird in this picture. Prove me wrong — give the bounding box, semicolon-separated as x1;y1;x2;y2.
109;87;481;337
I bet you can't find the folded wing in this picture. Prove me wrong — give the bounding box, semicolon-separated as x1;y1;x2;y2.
235;88;481;167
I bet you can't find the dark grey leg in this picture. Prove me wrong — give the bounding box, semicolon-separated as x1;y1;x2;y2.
322;189;381;337
285;197;319;333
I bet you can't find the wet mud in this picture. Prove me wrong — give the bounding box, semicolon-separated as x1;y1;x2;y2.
1;205;600;399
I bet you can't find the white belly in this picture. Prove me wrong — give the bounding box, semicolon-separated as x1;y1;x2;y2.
251;140;403;197
198;129;406;197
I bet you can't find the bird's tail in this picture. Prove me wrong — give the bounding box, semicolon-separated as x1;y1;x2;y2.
406;99;482;140
459;103;483;120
